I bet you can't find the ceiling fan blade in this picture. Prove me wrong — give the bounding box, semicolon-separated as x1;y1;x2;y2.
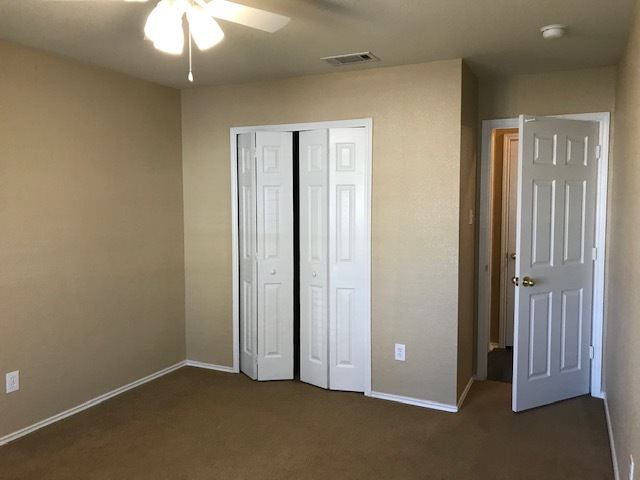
201;0;290;33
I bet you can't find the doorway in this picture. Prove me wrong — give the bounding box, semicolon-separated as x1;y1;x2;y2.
487;128;517;383
476;113;611;408
229;119;373;397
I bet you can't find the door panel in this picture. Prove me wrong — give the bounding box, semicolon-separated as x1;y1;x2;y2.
300;127;368;392
563;181;586;264
329;128;367;392
528;292;551;379
256;131;294;381
513;116;598;412
299;129;329;389
560;288;583;372
238;132;258;380
335;287;355;365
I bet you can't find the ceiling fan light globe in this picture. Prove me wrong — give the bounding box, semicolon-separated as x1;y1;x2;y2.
143;4;165;43
144;0;185;44
144;0;185;54
153;34;184;55
144;1;177;43
187;5;225;50
152;21;185;54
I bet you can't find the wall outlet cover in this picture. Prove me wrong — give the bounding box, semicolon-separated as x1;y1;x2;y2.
394;343;406;361
6;371;19;393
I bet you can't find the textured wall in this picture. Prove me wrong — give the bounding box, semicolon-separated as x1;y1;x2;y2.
606;3;640;476
182;60;465;406
457;63;478;399
479;67;617;120
0;41;185;439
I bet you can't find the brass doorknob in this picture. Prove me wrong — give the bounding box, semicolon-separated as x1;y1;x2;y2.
512;276;519;286
522;276;536;287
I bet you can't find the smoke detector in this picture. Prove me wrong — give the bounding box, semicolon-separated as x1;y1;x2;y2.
540;24;567;39
321;51;380;66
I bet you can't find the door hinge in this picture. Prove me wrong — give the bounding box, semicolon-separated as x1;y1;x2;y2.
589;346;595;360
595;145;602;159
592;247;598;261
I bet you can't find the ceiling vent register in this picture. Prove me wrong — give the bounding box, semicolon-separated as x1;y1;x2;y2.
321;51;380;66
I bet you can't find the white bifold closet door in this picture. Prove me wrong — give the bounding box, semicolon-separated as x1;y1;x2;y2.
238;131;294;381
299;127;367;392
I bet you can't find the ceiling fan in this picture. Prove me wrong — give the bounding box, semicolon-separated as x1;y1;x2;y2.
50;0;290;80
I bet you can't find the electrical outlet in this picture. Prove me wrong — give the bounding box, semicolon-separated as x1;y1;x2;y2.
630;454;635;480
6;371;19;394
394;343;406;362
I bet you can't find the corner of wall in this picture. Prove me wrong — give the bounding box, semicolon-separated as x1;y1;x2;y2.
457;62;480;400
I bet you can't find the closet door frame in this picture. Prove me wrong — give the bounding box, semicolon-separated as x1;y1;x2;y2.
229;118;373;397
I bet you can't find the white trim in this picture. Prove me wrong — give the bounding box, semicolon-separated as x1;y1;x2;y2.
363;121;373;397
371;391;458;413
230;129;241;375
0;361;186;447
185;360;236;373
603;393;620;480
230;118;373;396
457;377;474;410
476;112;609;399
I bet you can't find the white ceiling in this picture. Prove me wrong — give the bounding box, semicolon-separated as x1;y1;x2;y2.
0;0;635;89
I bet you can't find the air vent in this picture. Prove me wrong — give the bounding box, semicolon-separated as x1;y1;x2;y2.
321;51;380;66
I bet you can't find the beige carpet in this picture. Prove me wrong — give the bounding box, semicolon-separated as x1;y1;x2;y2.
0;367;613;479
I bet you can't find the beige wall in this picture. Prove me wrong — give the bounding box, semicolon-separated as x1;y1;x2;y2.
0;42;185;439
182;60;467;406
479;67;617;121
457;63;478;399
606;2;640;476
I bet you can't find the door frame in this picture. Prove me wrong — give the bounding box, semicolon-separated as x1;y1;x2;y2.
229;118;373;396
476;112;610;398
498;131;519;349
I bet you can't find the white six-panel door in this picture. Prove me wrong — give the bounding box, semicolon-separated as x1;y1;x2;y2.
513;116;599;412
238;131;294;381
299;129;330;389
299;128;367;392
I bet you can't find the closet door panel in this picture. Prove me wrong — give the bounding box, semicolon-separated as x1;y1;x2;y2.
255;131;294;380
299;129;330;389
329;128;367;392
238;132;258;380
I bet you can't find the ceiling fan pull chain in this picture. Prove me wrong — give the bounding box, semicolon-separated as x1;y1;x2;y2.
188;21;194;82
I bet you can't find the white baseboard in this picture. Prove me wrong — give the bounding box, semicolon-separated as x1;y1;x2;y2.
457;377;474;410
185;360;236;373
0;361;186;447
370;391;458;413
603;393;620;480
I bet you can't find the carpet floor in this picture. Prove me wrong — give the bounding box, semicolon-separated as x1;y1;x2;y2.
0;367;613;479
